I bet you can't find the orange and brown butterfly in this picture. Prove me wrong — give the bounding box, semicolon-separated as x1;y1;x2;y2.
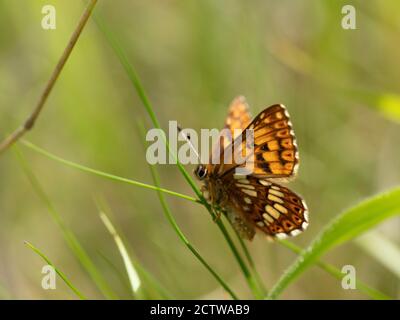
194;96;308;240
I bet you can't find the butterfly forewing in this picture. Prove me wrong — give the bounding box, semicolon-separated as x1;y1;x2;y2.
213;104;299;180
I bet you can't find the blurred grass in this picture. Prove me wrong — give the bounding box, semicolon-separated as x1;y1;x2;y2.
25;241;86;299
268;187;400;299
97;201;144;299
15;146;117;299
0;0;399;299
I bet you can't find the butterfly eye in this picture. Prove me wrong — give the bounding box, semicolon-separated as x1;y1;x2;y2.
194;165;207;180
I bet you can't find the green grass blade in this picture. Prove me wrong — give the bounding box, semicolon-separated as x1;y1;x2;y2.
97;204;144;299
137;122;238;299
231;225;268;296
279;239;391;300
95;16;262;298
268;187;400;299
355;231;400;279
15;147;118;299
21;140;199;204
25;241;87;300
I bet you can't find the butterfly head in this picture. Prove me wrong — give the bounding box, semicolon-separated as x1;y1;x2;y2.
194;164;208;180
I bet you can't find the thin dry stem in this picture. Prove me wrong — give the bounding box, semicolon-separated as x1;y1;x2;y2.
0;0;98;155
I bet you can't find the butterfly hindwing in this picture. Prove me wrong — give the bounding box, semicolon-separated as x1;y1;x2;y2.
223;174;309;239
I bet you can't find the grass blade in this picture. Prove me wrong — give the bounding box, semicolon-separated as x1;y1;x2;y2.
137;124;238;299
15;147;118;299
97;203;144;299
25;241;87;300
355;231;400;279
279;239;391;300
268;187;400;299
95;16;263;298
21;140;199;204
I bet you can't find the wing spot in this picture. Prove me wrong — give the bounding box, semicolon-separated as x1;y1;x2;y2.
244;197;252;204
281;150;295;161
256;221;265;227
290;229;302;237
262;213;274;223
281;138;293;149
265;205;280;219
268;194;283;204
274;203;288;214
242;189;257;197
263;151;280;162
259;180;271;186
236;183;255;190
277;129;290;138
269;189;284;197
267;140;280;151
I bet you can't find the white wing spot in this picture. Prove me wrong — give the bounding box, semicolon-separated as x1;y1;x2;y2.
244;197;252;204
290;229;302;237
265;205;280;219
236;183;255;190
275;233;288;239
268;194;283;204
274;203;288;214
242;189;257;197
262;213;274;223
269;189;284;197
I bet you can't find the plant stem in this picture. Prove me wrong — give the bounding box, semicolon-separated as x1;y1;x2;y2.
0;0;98;155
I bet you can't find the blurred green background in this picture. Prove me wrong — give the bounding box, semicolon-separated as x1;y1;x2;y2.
0;0;399;299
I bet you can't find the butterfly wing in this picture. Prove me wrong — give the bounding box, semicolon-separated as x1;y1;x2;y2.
224;96;252;139
222;174;309;239
209;96;252;164
212;104;299;180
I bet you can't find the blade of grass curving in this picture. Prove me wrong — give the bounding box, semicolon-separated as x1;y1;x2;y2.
15;147;118;299
98;243;173;299
21;140;199;204
279;239;391;300
137;123;238;300
97;250;134;296
230;224;268;296
25;241;87;299
96;201;145;299
95;16;263;298
355;231;400;279
96;199;173;299
268;187;400;299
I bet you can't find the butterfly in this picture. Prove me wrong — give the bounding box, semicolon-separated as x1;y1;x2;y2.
194;96;308;240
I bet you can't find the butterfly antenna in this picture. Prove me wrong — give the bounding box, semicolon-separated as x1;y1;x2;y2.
177;124;202;161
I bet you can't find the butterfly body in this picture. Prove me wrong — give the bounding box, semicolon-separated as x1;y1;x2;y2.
194;96;308;240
